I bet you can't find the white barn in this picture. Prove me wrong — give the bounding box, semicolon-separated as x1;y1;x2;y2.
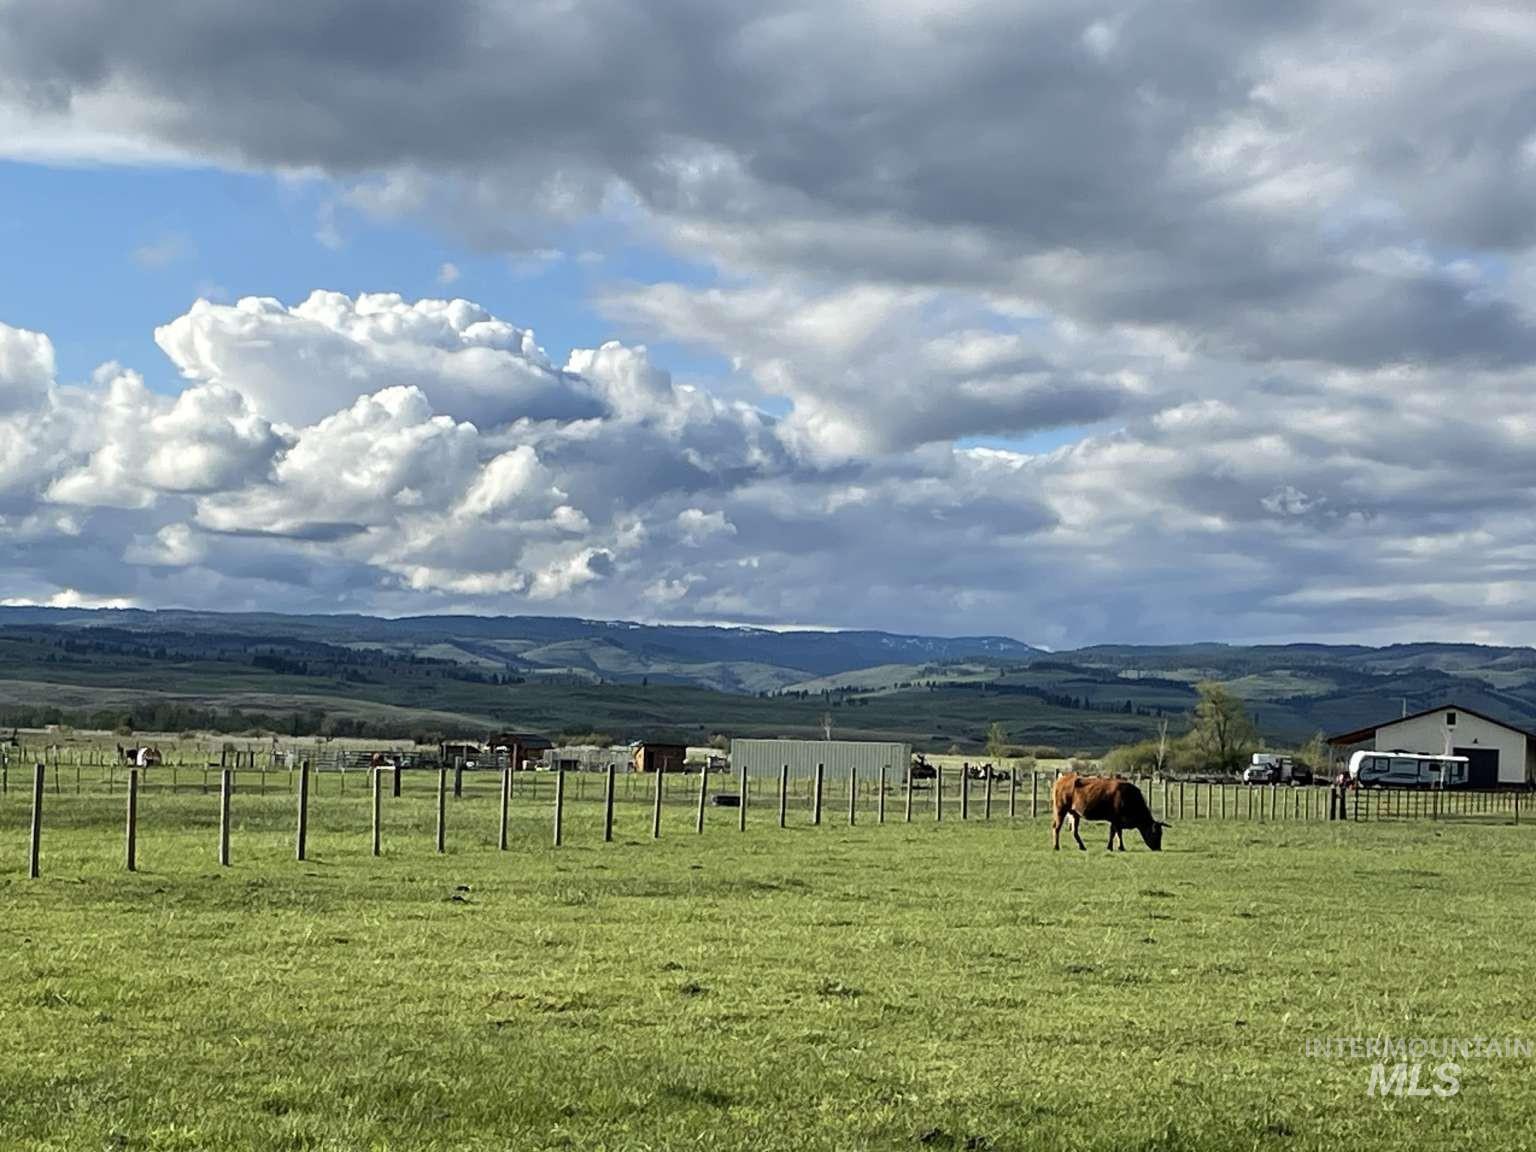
1327;704;1535;788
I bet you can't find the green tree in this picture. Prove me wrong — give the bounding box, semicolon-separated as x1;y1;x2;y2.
1299;729;1328;770
985;721;1009;763
1191;682;1255;773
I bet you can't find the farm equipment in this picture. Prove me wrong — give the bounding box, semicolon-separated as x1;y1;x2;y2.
908;754;937;781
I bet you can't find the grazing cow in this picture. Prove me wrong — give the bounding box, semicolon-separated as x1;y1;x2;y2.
1051;772;1168;852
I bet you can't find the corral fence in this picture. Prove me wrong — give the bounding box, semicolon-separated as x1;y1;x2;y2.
2;750;1529;879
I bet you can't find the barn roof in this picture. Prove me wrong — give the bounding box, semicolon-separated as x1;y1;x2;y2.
1325;702;1536;747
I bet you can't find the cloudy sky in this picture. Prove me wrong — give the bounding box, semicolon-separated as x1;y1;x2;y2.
2;1;1535;646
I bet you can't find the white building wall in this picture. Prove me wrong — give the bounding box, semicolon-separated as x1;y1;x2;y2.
1373;710;1527;785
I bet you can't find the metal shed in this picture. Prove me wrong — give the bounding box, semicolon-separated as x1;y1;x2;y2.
729;738;911;785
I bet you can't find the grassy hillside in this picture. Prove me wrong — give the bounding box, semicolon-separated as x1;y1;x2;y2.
5;610;1536;750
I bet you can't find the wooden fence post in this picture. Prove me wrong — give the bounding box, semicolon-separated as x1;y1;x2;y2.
1193;782;1200;820
393;762;402;798
779;764;789;828
651;765;664;839
1353;785;1360;822
1032;772;1039;820
739;761;749;832
695;763;708;835
604;763;618;842
553;768;565;847
125;767;139;872
500;765;513;851
1515;790;1520;826
295;759;310;862
219;768;232;867
848;766;858;826
435;767;447;854
1008;767;1017;819
28;763;43;878
905;763;914;823
935;765;944;822
984;766;993;821
453;756;463;799
813;763;824;825
878;764;887;824
1179;782;1186;821
960;766;970;820
372;767;384;857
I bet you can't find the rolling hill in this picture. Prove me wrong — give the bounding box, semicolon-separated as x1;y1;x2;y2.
3;609;1536;751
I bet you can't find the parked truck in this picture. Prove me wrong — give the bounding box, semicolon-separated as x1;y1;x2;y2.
1242;752;1313;785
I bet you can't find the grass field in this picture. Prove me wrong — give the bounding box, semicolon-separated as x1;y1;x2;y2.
2;779;1534;1151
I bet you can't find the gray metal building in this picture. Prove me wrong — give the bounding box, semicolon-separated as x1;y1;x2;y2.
729;738;911;784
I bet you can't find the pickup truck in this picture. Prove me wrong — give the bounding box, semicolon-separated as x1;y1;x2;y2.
1242;753;1313;785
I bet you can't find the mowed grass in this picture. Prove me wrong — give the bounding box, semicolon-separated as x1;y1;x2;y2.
1;777;1534;1151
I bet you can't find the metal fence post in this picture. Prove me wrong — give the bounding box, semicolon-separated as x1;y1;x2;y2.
695;763;708;835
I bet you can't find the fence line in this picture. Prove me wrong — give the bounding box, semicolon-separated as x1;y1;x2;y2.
6;762;1530;878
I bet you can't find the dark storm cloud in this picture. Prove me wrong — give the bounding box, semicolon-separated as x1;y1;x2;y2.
6;0;1536;371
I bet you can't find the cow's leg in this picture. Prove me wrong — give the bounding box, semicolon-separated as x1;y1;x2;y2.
1069;811;1086;851
1116;828;1127;851
1052;804;1064;850
1107;823;1118;851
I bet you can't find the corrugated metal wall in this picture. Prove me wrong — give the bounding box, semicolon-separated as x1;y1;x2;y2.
729;739;911;783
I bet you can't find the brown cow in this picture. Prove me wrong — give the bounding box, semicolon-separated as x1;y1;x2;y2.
1051;772;1168;852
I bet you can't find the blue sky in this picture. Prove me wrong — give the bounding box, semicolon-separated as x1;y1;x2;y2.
0;160;737;394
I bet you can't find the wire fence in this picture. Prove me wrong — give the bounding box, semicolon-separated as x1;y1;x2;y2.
2;755;1529;881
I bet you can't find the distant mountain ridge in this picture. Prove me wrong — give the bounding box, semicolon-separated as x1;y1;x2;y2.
5;608;1536;747
0;607;1044;692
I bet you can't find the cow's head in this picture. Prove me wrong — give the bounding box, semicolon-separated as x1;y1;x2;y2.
1140;820;1170;852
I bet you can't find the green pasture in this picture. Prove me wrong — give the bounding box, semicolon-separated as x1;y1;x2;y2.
1;773;1533;1151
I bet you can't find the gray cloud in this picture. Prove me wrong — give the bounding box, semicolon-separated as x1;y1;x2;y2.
5;3;1536;641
